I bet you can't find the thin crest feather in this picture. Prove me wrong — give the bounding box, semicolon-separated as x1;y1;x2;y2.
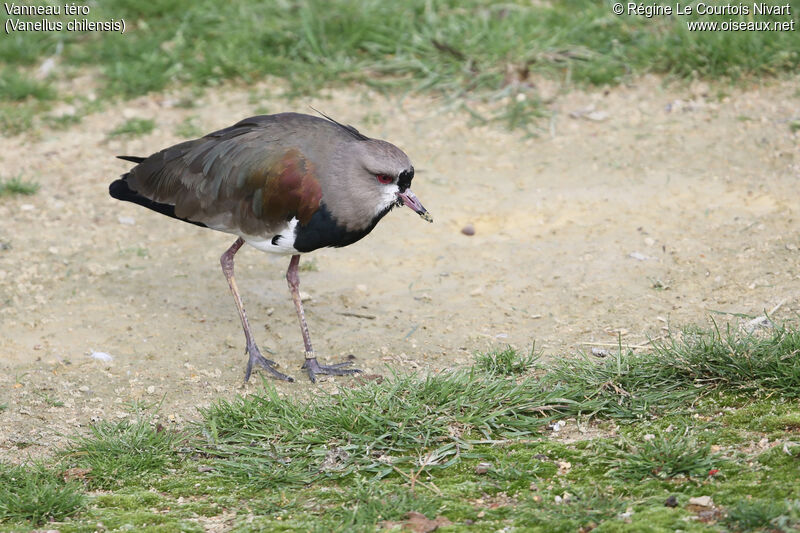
309;106;369;141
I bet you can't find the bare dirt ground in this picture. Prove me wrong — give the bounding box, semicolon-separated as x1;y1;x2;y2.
1;76;799;462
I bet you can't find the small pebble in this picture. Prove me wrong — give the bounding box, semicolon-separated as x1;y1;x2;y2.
461;224;475;236
591;347;609;358
665;495;678;507
688;495;713;507
89;351;113;362
474;462;492;475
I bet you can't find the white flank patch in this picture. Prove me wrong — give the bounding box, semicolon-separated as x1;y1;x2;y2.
89;351;113;362
243;217;299;255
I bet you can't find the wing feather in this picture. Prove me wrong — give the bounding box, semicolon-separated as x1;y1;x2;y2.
125;122;322;235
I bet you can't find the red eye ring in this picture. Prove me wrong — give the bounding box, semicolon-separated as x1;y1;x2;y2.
376;174;393;184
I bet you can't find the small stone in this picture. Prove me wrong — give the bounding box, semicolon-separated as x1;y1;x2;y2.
89;351;113;362
299;291;312;302
584;110;609;122
591;347;609;358
146;385;156;395
688;495;713;507
665;495;678;507
37;56;57;78
461;224;475;236
474;462;492;475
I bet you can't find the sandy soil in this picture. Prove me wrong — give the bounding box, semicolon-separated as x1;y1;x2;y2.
1;76;798;462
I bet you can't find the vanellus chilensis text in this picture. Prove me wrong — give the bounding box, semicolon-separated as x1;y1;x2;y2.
109;112;431;383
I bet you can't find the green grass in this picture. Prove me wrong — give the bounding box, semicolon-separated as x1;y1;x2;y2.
44;112;82;130
725;499;797;531
0;68;54;102
0;463;85;526
299;258;320;272
60;418;183;490
474;345;538;375
0;176;39;197
0;104;39;136
596;428;721;481
4;325;800;531
2;0;799;134
174;115;203;138
36;392;65;408
108;117;156;138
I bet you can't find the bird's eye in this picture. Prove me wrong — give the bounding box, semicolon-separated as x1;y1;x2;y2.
376;174;393;184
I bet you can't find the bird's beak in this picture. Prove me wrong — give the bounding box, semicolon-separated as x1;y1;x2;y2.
397;189;433;223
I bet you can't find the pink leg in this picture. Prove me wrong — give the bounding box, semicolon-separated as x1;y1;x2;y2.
221;238;293;382
286;254;361;383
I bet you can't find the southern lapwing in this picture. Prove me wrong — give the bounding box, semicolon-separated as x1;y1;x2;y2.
109;112;431;383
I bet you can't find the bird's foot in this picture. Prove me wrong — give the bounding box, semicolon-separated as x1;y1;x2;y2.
302;357;361;383
244;344;294;382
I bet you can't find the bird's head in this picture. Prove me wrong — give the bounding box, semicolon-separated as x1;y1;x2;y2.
355;139;433;223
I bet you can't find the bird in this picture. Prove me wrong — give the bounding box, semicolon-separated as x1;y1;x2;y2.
109;112;432;383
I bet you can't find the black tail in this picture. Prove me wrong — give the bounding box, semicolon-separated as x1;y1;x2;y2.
109;175;207;229
117;155;146;164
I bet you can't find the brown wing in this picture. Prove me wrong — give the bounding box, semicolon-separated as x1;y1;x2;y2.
126;119;322;236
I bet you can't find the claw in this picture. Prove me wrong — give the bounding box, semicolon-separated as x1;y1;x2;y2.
245;344;294;382
302;357;362;383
